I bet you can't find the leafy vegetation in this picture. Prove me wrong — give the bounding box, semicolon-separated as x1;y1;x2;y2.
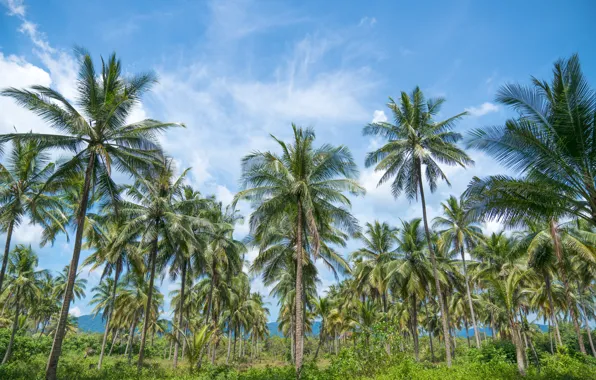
0;51;595;380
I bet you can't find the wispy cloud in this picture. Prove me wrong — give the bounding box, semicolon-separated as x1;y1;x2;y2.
358;16;377;27
465;102;499;116
2;0;25;16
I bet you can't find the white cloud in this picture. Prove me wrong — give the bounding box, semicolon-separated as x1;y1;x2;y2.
358;16;376;26
0;53;54;135
3;0;25;16
215;185;234;206
69;306;82;317
371;109;387;123
12;220;43;244
465;102;499;117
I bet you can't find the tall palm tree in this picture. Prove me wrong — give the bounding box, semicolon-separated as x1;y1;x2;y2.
433;195;483;348
83;215;141;369
350;221;398;316
119;159;207;369
467;54;596;355
364;88;472;365
388;218;434;360
1;245;45;364
235;124;363;376
0;50;181;379
0;138;65;295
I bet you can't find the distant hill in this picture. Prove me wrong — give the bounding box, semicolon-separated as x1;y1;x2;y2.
76;313;105;333
76;314;547;338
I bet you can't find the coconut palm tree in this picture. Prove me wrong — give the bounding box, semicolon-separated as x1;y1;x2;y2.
433;195;483;348
350;221;398;317
466;54;596;355
0;50;182;379
364;88;472;365
83;214;141;369
0;138;65;295
1;245;45;364
54;265;87;304
388;218;434;360
234;124;364;375
119;158;208;369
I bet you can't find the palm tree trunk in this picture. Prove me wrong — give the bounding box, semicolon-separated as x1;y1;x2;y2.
460;247;481;348
417;169;452;366
510;317;526;376
549;219;586;354
411;294;419;361
137;233;159;370
211;337;218;364
464;317;471;348
544;272;563;347
2;291;20;364
424;296;435;362
98;266;120;369
127;313;137;363
314;322;324;361
226;325;232;365
0;220;14;295
173;259;187;368
108;329;119;356
295;201;305;377
46;152;95;380
576;281;596;358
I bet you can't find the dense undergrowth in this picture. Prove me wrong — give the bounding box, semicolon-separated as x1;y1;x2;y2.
1;328;594;380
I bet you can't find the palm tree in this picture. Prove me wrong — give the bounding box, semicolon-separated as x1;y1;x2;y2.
351;221;398;316
0;50;181;379
388;218;434;360
235;124;364;375
0;138;65;295
466;54;596;355
364;88;472;365
54;265;87;303
83;215;140;369
433;195;483;348
119;159;207;369
1;245;45;363
312;296;331;361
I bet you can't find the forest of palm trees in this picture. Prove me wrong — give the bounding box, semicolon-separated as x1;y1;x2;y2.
0;50;595;380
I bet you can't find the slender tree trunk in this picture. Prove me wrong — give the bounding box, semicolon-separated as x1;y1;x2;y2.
549;219;586;354
211;337;218;364
137;233;159;370
460;247;481;348
295;201;304;377
168;339;173;360
464;317;471;348
417;170;451;366
548;318;554;354
314;322;324;362
2;292;20;364
290;318;295;363
173;260;187;368
226;325;232;365
0;220;14;295
544;272;562;348
425;296;435;362
46;152;95;380
411;294;419;361
511;317;526;376
127;313;137;363
577;282;596;358
108;329;119;356
98;266;120;369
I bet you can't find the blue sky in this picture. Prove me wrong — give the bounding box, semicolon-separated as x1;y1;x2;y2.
0;0;595;321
